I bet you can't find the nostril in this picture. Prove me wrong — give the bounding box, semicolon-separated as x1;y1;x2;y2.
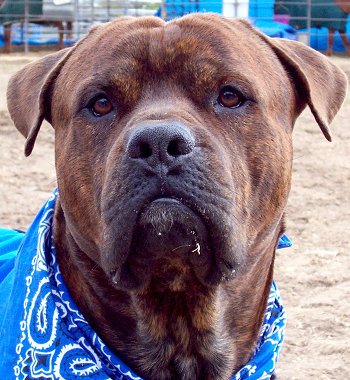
167;139;180;157
140;142;152;159
167;138;193;157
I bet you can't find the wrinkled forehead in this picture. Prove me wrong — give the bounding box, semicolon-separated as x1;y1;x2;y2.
60;15;285;99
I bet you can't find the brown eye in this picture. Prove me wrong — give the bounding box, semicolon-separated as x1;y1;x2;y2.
90;96;113;117
218;86;244;108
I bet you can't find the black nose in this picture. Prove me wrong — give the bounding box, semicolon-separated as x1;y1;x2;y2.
126;121;195;168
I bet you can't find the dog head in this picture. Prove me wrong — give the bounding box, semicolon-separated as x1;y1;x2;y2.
7;14;347;293
8;15;346;288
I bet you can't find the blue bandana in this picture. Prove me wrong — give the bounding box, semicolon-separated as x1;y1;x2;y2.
0;191;288;379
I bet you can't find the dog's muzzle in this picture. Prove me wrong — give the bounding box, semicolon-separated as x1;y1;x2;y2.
101;120;242;291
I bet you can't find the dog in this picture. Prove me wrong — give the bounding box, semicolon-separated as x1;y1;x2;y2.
1;13;347;380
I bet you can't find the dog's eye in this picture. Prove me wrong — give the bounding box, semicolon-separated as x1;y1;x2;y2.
218;86;244;108
89;96;113;117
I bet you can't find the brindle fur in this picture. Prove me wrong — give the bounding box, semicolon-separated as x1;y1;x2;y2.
7;14;347;380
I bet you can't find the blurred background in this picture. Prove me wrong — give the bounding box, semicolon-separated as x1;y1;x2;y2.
1;0;350;55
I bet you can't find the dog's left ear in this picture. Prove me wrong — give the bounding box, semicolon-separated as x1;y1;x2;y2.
239;21;348;141
262;37;348;141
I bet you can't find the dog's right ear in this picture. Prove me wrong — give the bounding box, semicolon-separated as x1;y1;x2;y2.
7;48;74;156
6;23;102;156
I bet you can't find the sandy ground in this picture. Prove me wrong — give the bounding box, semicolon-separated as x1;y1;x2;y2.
0;52;349;379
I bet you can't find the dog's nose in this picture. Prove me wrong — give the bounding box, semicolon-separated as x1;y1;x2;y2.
126;121;195;167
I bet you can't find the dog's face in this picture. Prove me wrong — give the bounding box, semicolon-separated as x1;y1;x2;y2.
51;19;288;288
52;16;296;290
7;15;346;293
6;14;347;378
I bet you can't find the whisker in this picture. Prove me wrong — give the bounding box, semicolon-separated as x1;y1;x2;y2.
172;244;192;252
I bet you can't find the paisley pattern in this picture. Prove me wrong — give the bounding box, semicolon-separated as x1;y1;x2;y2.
232;281;286;380
6;191;287;379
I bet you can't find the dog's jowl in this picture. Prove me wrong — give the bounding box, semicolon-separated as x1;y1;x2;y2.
1;13;347;380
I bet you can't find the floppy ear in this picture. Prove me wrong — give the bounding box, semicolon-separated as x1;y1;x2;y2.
261;37;348;141
238;21;348;141
7;48;73;156
6;22;103;156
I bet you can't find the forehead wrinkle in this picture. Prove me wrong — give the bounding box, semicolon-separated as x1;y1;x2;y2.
143;22;262;97
68;69;140;104
111;72;140;103
101;19;256;90
71;17;281;108
168;16;280;93
71;75;113;96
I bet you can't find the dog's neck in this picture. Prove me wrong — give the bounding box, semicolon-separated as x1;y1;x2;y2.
54;202;276;380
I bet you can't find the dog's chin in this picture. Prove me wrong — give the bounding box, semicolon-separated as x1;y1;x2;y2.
109;198;217;291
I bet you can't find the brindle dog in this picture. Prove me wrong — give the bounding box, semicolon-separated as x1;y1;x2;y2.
7;14;347;380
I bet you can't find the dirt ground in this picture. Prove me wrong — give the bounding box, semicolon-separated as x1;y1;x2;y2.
0;52;349;379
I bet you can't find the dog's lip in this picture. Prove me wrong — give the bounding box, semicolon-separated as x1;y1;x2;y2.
107;195;214;289
153;196;180;203
137;196;207;236
136;195;206;239
147;196;182;206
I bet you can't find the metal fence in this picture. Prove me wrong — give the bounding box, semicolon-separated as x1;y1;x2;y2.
1;0;350;53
